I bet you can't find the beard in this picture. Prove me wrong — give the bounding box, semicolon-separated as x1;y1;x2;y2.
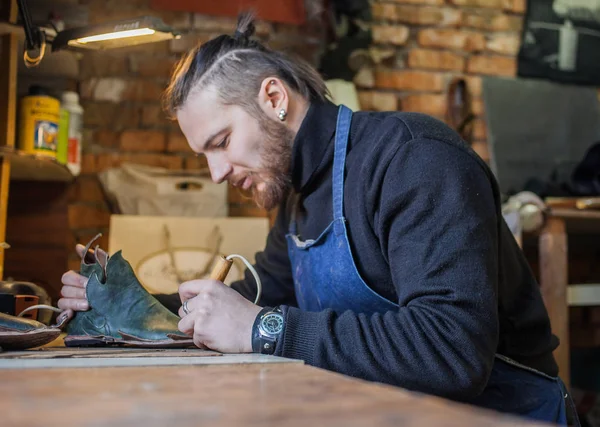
249;112;295;211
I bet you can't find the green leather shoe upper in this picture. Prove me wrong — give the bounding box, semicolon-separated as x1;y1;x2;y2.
65;246;189;342
0;312;46;332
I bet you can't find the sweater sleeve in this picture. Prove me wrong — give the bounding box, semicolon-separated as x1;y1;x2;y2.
275;138;500;400
230;198;297;308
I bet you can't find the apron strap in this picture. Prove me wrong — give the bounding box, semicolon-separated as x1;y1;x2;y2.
332;105;353;227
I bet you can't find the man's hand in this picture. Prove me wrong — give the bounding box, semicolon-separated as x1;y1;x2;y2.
57;244;90;311
177;279;262;353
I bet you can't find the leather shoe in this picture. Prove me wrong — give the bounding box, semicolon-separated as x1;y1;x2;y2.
0;312;61;350
63;234;194;348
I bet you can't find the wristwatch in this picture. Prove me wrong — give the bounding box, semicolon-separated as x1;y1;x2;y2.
252;306;284;355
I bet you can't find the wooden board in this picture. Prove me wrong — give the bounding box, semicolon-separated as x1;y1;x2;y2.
0;347;222;359
0;363;551;426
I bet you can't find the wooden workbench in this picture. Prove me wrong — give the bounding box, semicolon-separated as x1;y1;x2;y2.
539;207;600;389
0;348;551;427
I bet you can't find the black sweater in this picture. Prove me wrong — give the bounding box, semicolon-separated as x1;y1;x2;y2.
231;100;559;401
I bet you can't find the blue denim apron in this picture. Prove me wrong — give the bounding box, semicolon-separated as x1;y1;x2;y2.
285;105;580;426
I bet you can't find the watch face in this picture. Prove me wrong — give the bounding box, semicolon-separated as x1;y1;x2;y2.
261;313;284;335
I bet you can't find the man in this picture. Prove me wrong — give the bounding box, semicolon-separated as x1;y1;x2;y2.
58;11;579;426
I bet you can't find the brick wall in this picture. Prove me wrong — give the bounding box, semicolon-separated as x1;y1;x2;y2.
359;0;526;163
67;1;323;271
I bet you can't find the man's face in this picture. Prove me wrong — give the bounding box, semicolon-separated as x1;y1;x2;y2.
177;87;295;210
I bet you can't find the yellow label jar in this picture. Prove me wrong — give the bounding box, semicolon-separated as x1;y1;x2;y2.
18;86;60;158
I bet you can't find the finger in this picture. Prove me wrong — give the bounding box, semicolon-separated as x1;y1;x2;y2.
57;297;89;311
177;295;199;318
178;280;220;302
178;313;196;335
75;244;87;258
60;285;86;299
61;270;88;288
193;335;205;350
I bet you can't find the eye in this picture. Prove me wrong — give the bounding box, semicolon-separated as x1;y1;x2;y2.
216;135;229;149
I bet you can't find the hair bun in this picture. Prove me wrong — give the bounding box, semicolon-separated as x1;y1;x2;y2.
234;10;256;39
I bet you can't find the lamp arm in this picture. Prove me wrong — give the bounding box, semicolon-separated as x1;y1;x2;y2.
16;0;39;50
15;0;46;67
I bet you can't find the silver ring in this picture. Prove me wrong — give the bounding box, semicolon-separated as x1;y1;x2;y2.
182;300;190;315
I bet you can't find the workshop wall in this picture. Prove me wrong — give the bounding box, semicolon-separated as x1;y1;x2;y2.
67;0;324;271
360;0;526;163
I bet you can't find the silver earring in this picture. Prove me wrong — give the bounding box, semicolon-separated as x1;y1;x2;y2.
278;109;287;121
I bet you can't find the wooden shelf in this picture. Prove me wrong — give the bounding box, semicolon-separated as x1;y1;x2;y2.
0;147;73;182
0;22;22;37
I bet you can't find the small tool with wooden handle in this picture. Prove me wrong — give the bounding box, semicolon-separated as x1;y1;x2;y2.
210;256;234;281
207;254;262;304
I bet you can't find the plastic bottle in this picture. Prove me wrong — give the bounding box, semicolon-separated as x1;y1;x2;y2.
61;91;83;176
18;85;60;158
56;107;69;165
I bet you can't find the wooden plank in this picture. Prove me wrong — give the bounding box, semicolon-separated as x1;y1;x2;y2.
539;216;569;388
0;0;19;281
0;347;221;360
0;363;551;426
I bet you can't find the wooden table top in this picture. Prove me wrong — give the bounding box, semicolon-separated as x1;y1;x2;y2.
0;359;551;427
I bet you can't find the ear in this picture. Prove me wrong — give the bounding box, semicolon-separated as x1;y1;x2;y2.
257;77;289;121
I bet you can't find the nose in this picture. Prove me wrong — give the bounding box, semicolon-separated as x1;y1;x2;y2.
206;154;232;184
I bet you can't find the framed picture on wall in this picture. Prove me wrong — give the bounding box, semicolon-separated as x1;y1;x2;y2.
517;0;600;86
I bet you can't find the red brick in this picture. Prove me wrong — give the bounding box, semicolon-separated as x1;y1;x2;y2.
353;68;375;88
120;130;166;152
69;176;106;203
471;141;489;161
167;132;192;153
94;130;119;148
417;29;485;52
88;0;190;30
509;0;526;13
464;76;483;97
486;33;521;55
79;52;128;79
130;55;178;78
124;154;183;170
401;94;447;116
122;80;166;102
81;154;96;175
184;155;209;171
467;55;516;76
96;153;123;172
357;91;398;111
169;33;213;53
449;0;504;8
81;102;140;130
386;0;444;3
68;204;111;229
408;49;465;71
372;4;462;26
193;14;269;34
141;104;172;128
372;25;410;46
462;10;523;32
473;118;488;139
374;70;445;91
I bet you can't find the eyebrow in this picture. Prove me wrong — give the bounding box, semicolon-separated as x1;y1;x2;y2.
201;129;227;151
